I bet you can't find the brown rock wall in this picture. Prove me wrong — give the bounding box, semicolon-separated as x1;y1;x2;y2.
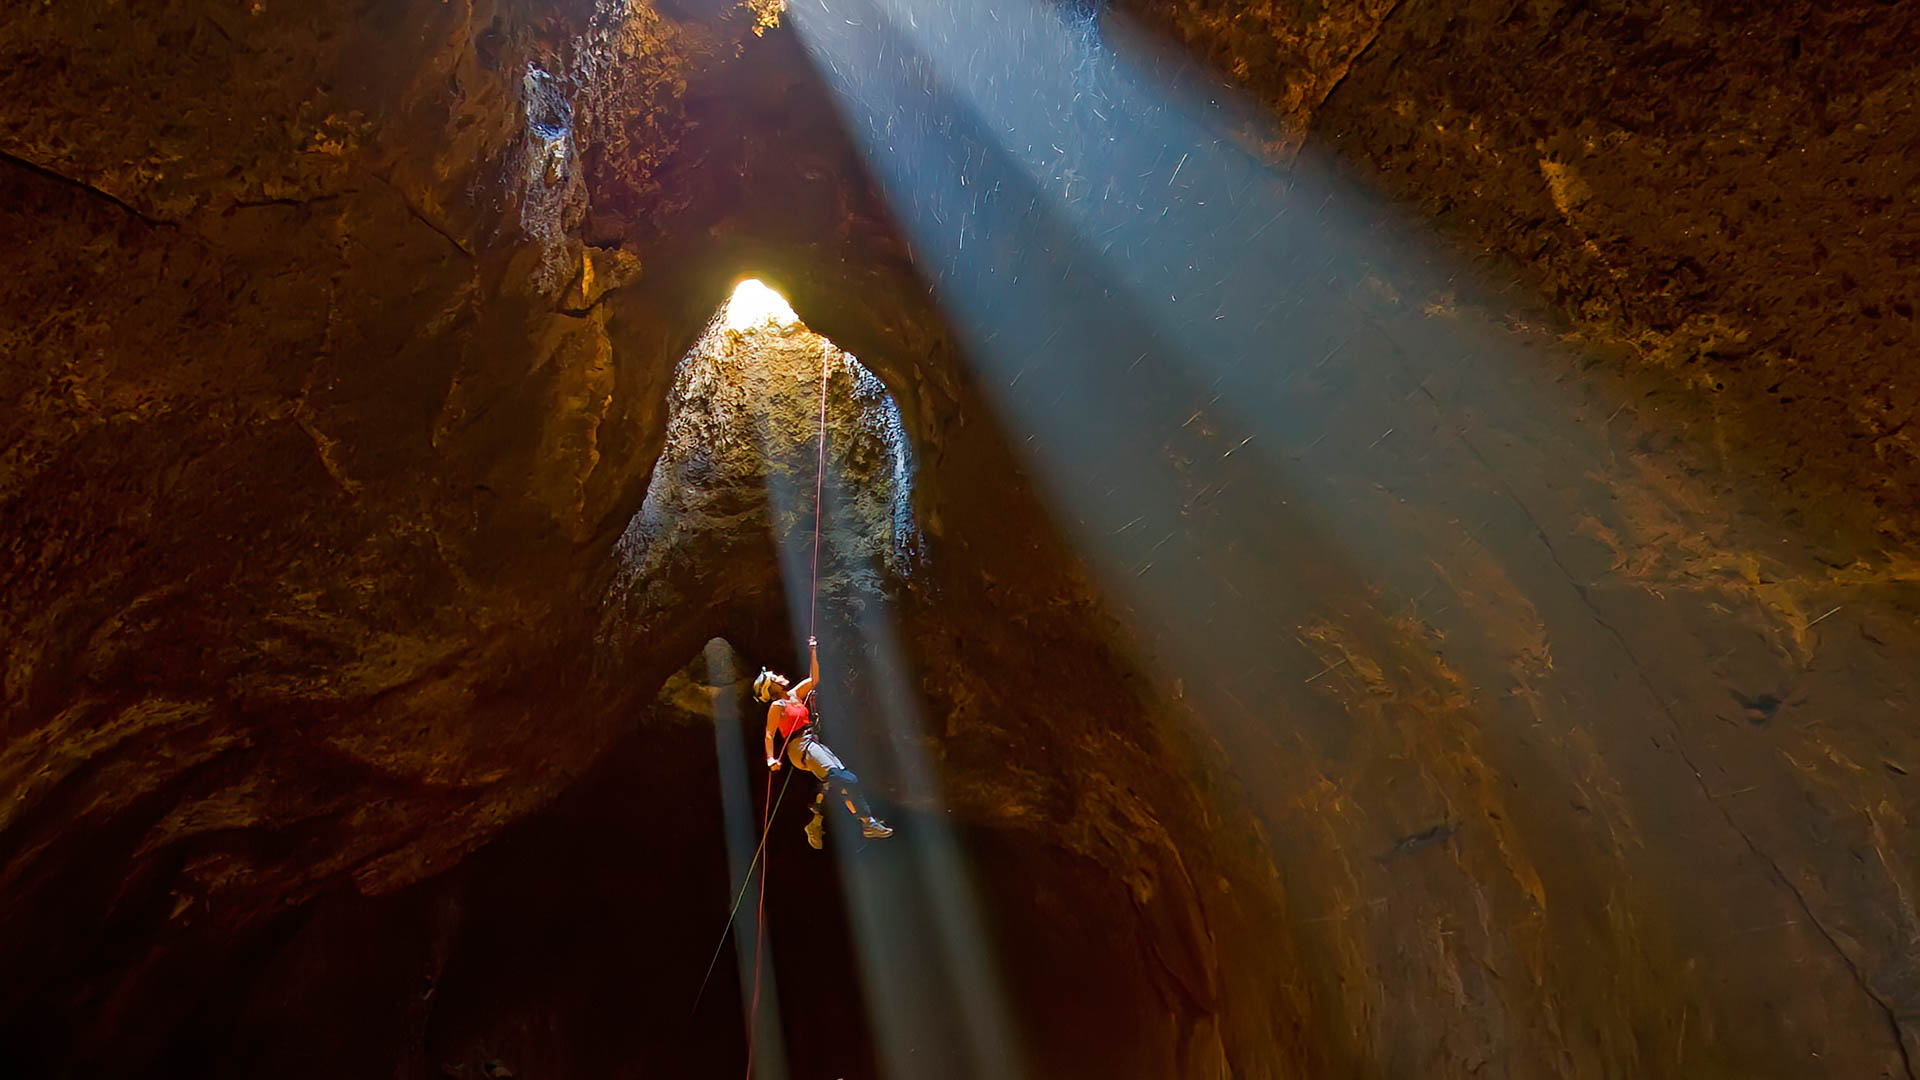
1123;0;1920;541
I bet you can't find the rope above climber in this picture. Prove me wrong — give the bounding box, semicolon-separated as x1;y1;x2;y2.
755;636;893;848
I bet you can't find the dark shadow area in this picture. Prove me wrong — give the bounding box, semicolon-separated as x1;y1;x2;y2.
0;719;875;1080
0;657;1211;1079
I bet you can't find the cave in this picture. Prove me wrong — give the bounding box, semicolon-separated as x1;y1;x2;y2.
5;0;1920;1077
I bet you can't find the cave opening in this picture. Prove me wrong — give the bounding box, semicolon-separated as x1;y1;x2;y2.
602;275;918;657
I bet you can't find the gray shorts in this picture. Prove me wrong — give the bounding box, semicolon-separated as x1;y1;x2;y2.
786;731;845;780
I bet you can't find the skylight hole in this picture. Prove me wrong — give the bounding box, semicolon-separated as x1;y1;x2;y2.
721;278;801;332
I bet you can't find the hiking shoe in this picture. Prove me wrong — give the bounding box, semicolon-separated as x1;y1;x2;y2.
861;819;894;840
804;812;825;850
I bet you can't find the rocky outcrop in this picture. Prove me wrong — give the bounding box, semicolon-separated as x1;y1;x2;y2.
601;305;918;657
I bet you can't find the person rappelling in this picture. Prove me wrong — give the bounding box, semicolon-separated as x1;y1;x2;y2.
756;636;893;848
690;293;895;1060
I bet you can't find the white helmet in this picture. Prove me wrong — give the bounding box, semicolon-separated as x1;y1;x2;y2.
753;670;783;702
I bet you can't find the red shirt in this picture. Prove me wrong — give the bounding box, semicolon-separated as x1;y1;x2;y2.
777;700;811;739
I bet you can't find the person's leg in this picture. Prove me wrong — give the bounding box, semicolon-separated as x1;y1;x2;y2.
800;738;863;818
804;793;826;849
788;733;833;780
791;734;833;849
825;767;874;819
799;736;892;839
822;764;892;838
795;735;843;775
840;775;892;837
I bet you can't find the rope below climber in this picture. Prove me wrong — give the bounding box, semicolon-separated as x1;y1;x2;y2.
754;638;893;849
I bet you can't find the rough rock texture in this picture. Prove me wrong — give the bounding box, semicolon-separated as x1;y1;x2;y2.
1124;0;1920;543
602;309;918;655
0;0;759;1069
5;0;1920;1077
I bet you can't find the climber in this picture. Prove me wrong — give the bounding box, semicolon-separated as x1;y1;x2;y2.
756;636;893;849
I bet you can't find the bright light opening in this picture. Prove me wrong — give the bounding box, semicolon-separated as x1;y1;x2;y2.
722;278;800;331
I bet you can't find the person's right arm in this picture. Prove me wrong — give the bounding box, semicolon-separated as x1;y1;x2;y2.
764;702;782;769
791;637;820;700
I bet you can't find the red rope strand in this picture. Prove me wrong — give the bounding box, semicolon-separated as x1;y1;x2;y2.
744;767;773;1078
745;341;833;1080
809;346;831;640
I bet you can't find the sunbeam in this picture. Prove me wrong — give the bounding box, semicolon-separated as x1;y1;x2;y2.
739;284;1022;1078
787;0;1396;760
783;0;1641;763
707;637;792;1080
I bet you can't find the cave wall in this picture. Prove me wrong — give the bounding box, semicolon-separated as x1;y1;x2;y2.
0;0;761;1065
1159;235;1920;1077
6;0;1920;1077
600;310;917;657
1123;0;1920;544
1060;3;1920;1067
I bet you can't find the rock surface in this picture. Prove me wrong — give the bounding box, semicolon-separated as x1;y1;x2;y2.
1123;0;1920;543
3;0;1920;1077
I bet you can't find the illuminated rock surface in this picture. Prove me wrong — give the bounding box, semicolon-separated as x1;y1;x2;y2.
2;1;1918;1077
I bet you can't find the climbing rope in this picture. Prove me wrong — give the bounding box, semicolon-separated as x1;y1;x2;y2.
689;764;795;1019
808;343;831;641
742;341;835;1079
743;767;773;1077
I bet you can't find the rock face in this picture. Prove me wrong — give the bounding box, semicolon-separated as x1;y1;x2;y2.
1124;0;1920;543
3;0;1920;1077
602;299;918;659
